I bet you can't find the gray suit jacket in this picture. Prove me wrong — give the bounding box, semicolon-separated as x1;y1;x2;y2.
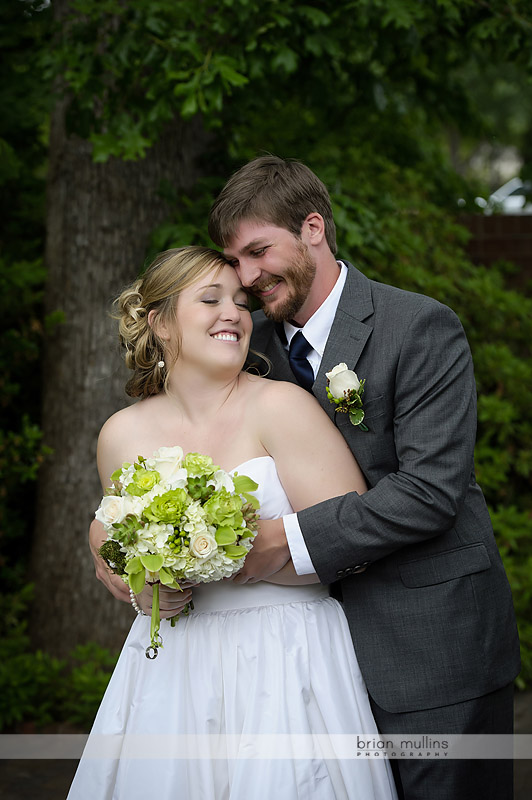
250;262;520;713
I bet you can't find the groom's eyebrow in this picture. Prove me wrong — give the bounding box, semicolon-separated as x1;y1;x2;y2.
237;238;268;254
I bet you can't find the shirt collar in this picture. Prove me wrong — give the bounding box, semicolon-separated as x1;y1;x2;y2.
283;261;348;356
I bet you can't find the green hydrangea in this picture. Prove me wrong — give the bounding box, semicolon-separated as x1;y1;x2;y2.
144;488;189;524
126;467;160;496
183;452;218;477
203;489;244;529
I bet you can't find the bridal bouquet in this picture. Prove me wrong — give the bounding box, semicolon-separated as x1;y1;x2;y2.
95;446;259;658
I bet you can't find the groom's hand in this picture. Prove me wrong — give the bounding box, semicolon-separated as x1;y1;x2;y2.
232;518;290;584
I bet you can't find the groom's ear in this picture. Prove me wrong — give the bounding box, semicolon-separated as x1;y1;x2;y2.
300;212;325;247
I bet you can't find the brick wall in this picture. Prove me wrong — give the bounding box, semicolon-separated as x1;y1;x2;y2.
461;214;532;290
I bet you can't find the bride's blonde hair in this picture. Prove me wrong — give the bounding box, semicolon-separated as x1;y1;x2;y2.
116;246;229;398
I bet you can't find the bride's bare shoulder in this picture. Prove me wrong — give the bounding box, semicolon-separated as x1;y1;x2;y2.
97;396;164;485
241;373;318;413
98;396;160;445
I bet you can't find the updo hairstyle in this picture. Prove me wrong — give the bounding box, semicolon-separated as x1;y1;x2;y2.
116;246;229;398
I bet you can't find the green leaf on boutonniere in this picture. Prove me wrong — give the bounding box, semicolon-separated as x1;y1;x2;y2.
349;409;364;426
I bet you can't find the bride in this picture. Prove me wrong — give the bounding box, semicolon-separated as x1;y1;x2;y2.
71;246;398;800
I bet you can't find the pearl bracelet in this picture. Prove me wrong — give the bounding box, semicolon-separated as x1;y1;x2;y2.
129;587;146;616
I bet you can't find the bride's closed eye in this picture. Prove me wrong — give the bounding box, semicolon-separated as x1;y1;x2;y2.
201;298;250;310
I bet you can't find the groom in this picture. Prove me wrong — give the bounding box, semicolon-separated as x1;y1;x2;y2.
207;155;520;799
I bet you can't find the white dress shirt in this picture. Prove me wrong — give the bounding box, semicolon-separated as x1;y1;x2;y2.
282;262;348;575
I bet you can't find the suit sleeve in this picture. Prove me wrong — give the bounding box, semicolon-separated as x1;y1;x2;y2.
297;300;478;584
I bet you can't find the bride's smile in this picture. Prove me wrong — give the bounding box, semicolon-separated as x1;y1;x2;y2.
152;263;252;381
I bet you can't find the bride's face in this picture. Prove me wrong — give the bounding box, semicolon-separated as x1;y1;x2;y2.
170;264;252;374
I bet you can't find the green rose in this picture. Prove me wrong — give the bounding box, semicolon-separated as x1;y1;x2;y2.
183;452;218;477
144;488;189;524
126;468;160;496
203;489;244;529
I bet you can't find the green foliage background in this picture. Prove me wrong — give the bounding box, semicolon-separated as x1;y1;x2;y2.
0;2;51;595
1;0;531;729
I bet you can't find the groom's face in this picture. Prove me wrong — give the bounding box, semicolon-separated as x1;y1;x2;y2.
223;220;316;324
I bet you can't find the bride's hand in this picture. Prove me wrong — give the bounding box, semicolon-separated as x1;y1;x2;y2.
136;584;194;618
89;520;131;602
232;518;290;584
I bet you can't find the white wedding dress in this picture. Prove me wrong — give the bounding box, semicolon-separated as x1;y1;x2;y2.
68;456;397;800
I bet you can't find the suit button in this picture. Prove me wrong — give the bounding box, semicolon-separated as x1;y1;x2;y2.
352;562;370;574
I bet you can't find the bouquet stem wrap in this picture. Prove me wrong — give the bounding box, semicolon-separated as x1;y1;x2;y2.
147;583;161;659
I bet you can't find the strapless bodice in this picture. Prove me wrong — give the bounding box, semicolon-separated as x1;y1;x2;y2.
191;456;328;612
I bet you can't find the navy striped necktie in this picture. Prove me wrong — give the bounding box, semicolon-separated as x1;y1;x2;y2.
288;331;314;391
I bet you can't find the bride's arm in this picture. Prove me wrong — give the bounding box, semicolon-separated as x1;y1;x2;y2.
254;381;367;586
89;518;132;601
89;409;145;602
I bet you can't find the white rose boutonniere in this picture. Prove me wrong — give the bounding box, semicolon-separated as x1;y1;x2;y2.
325;363;368;430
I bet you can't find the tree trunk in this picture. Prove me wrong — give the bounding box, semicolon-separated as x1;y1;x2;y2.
30;93;210;655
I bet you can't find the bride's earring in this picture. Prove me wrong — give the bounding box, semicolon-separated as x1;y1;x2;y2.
157;360;165;368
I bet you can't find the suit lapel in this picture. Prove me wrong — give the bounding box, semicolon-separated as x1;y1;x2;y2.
315;264;374;417
262;325;299;385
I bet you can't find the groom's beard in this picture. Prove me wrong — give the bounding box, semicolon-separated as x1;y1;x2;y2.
258;242;316;323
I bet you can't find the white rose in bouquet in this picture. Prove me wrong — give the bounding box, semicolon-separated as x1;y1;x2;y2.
149;445;188;486
95;495;131;526
189;532;219;560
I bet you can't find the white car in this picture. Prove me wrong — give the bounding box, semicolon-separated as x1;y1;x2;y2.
477;177;532;214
